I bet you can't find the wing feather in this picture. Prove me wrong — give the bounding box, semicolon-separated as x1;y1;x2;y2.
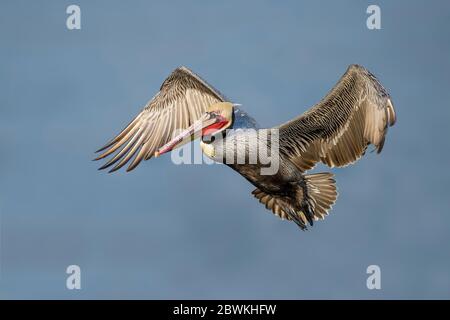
278;64;396;171
95;66;225;172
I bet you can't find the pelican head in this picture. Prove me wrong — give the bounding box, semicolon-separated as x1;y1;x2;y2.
155;102;235;156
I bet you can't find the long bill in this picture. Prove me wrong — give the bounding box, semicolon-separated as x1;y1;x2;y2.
154;112;225;157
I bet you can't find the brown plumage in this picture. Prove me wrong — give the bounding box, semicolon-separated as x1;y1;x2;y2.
94;67;225;172
95;64;396;230
278;64;396;172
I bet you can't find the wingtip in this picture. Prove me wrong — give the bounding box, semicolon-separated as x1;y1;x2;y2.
93;147;112;161
387;99;397;126
108;167;119;174
95;144;110;154
98;163;110;171
93;155;103;162
125;165;137;173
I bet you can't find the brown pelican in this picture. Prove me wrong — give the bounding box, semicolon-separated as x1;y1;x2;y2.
95;65;396;230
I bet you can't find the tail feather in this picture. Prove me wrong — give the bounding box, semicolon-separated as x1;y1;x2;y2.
303;172;338;221
252;172;338;230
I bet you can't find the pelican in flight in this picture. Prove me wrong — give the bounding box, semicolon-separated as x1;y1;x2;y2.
95;65;396;230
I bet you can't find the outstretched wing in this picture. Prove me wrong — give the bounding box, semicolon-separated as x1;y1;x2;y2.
278;64;396;172
94;66;225;172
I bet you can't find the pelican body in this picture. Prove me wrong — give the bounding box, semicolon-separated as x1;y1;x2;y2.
95;65;396;230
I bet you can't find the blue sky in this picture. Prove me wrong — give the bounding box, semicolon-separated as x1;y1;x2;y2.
1;0;450;299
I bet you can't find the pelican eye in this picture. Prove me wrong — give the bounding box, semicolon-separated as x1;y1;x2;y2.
202;135;215;144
